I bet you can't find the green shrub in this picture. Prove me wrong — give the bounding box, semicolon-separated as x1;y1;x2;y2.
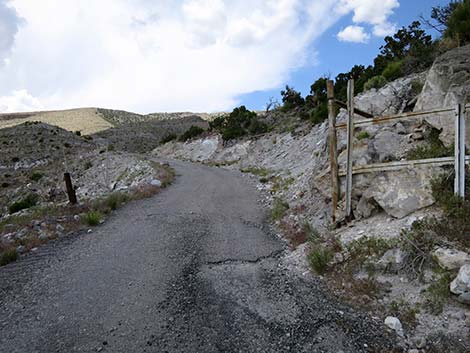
364;75;387;91
84;161;93;170
281;85;305;111
357;131;370;140
83;211;102;226
445;0;470;46
9;194;39;214
179;126;205;142
388;300;419;329
240;167;271;177
303;222;321;243
30;172;44;182
400;219;442;277
105;192;129;211
211;106;267;141
407;129;453;160
425;272;452;315
382;60;403;81
0;249;18;266
310;102;328;125
247;118;268;135
161;134;177;144
308;247;333;275
270;198;289;221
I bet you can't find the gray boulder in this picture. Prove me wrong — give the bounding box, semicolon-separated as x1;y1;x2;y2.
433;247;470;271
355;73;427;117
384;316;404;337
361;167;437;219
377;248;405;271
450;264;470;295
414;45;470;146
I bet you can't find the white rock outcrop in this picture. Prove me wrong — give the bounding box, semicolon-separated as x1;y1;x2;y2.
384;316;404;337
450;264;470;295
433;247;470;271
414;44;470;146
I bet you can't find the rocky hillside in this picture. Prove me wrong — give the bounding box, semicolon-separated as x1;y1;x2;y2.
0;121;175;265
94;114;209;153
153;45;470;352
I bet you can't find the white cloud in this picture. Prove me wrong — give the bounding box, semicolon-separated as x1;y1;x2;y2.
337;25;370;43
336;0;399;39
0;89;42;112
0;0;399;113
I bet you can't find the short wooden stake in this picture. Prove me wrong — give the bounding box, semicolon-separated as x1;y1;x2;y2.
64;172;78;205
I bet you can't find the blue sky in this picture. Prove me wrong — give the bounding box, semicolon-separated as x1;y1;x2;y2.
239;0;451;111
0;0;455;113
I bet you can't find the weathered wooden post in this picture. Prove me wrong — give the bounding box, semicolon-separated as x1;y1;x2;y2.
64;172;78;205
327;80;339;222
345;79;355;220
455;103;466;198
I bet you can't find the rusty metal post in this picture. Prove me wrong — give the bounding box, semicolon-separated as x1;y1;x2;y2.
64;172;77;205
455;103;466;198
327;80;339;222
345;79;355;219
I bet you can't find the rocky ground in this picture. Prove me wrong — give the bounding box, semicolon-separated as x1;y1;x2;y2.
0;121;175;265
153;45;470;352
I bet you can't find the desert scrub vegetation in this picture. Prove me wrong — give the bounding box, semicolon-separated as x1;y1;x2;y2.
407;128;454;160
269;198;289;221
161;133;177;144
82;210;103;226
30;171;44;182
240;166;272;178
9;193;39;214
308;246;333;275
179;126;205;142
356;131;370;140
398;171;470;278
209;106;268;141
387;300;419;330
105;192;129;211
424;271;452;315
0;247;18;266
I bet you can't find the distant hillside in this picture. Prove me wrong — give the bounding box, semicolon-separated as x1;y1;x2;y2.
99;109;225;125
0;107;223;136
0;108;113;135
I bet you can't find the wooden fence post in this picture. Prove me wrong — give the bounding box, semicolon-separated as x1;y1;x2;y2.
327;80;339;222
345;79;355;220
64;172;78;205
455;103;466;198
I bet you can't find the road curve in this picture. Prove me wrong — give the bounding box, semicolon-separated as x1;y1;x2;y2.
0;160;400;353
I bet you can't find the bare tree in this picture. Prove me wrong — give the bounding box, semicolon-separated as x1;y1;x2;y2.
265;97;280;113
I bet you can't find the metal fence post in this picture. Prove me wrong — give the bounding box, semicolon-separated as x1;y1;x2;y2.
327;80;339;222
345;79;355;219
455;103;466;198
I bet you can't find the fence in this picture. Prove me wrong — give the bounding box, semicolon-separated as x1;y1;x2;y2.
327;79;469;222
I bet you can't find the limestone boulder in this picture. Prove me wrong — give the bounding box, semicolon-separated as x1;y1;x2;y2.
450;264;470;295
361;167;438;219
414;44;470;146
433;247;470;271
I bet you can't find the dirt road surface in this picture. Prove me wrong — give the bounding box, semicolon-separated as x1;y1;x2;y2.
0;161;400;353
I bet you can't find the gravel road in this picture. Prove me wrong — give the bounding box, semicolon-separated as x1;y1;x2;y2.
0;161;401;353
